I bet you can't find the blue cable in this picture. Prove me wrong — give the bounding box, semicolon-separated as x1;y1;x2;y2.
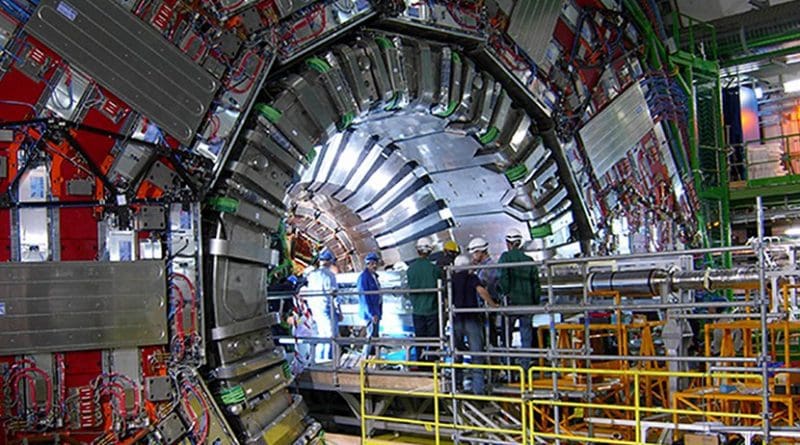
0;0;30;22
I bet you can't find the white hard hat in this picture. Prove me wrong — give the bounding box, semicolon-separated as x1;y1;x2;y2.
454;254;471;267
467;237;489;254
416;237;433;253
506;228;524;244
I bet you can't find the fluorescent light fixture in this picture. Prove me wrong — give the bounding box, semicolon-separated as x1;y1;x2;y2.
784;78;800;93
785;226;800;237
755;87;764;99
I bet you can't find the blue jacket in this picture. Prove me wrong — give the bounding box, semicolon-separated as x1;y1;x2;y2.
357;269;381;321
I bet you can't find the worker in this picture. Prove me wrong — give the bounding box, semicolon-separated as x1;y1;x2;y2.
452;254;498;394
468;237;499;298
304;249;340;363
430;240;460;269
468;236;502;353
497;228;540;373
406;237;441;362
358;252;382;357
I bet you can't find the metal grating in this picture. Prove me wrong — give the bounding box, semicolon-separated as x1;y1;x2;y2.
26;0;220;144
0;260;167;354
506;0;565;67
579;82;654;178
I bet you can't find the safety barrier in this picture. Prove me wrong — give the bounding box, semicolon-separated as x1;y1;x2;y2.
359;360;770;445
360;359;527;445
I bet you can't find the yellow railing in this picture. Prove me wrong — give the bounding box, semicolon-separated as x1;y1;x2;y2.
360;359;527;444
360;360;766;445
527;366;763;445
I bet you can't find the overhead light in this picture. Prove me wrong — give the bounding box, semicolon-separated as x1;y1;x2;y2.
783;78;800;93
755;87;764;99
784;226;800;237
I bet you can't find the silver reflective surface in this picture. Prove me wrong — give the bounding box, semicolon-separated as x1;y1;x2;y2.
0;260;167;354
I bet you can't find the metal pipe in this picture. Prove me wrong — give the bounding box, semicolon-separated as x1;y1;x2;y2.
671;313;784;320
546;264;561;445
445;269;460;445
452;300;756;314
272;286;443;298
757;196;771;443
581;261;594;439
450;244;755;272
455;350;758;363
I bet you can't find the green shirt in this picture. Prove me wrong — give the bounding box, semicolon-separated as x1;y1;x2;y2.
406;257;440;315
498;248;540;305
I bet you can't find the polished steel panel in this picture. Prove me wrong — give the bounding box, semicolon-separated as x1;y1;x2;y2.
332;44;379;111
0;260;166;354
357;40;393;103
213;349;286;380
506;0;565;67
239;363;291;401
25;0;219;144
214;329;274;365
209;238;274;265
579;82;654;178
244;395;308;445
429;166;511;211
363;189;438;234
210;215;270;328
211;313;280;341
395;131;483;173
239;389;292;439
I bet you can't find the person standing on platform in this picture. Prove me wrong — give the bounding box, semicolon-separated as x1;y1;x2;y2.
430;240;460;269
452;254;498;394
305;250;340;363
406;237;441;362
358;252;382;357
498;228;541;373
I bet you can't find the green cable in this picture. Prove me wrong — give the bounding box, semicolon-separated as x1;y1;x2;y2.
306;56;332;73
504;164;528;182
375;36;393;49
338;112;355;129
478;126;500;145
255;103;282;124
207;196;239;214
433;100;458;117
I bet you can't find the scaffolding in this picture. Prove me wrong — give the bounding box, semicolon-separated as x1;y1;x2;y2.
350;197;800;444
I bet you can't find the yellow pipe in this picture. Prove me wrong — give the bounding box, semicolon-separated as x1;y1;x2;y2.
364;415;436;428
521;372;528;445
530;400;636;412
634;374;641;443
363;388;438;397
640;406;761;419
438;423;522;435
433;363;440;445
361;362;367;443
526;365;761;380
440;393;522;403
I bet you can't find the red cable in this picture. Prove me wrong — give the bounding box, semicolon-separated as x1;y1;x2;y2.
170;284;186;358
182;382;210;443
10;367;53;415
170;273;197;334
227;53;263;94
281;4;326;46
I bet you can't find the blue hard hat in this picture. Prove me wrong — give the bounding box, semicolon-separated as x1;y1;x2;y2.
318;250;336;262
365;252;380;263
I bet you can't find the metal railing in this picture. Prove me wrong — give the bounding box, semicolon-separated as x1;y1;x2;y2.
359;360;772;445
360;359;528;445
729;133;800;182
